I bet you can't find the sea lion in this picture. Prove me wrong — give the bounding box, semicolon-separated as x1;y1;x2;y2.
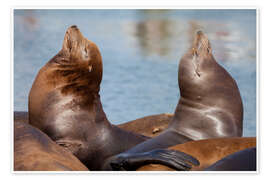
205;147;256;171
136;137;256;171
173;31;243;139
28;25;198;170
14;121;89;171
107;30;243;169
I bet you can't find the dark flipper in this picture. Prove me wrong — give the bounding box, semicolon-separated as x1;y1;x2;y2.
109;149;200;171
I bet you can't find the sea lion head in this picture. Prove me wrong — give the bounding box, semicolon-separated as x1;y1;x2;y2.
183;30;213;64
63;26;95;60
50;25;103;96
60;25;103;86
178;31;215;94
29;25;104;112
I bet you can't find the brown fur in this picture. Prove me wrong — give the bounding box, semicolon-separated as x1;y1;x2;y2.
14;121;88;171
118;113;172;137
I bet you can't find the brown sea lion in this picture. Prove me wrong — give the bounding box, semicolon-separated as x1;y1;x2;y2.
136;137;256;171
14;121;88;171
28;25;198;171
107;30;243;170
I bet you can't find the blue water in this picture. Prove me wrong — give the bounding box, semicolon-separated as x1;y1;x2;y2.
14;9;256;137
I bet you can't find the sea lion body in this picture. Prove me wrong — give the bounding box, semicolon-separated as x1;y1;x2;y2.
28;26;148;170
14;121;88;171
137;137;256;171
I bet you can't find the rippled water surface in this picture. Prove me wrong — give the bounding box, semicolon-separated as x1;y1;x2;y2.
14;9;257;136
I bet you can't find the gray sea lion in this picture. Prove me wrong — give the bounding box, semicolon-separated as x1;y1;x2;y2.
28;25;198;170
108;30;243;170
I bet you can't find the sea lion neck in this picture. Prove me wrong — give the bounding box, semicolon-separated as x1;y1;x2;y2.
46;54;101;110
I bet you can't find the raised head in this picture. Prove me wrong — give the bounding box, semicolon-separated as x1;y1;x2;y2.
29;25;104;116
178;30;214;83
52;25;103;97
62;25;100;63
191;30;212;57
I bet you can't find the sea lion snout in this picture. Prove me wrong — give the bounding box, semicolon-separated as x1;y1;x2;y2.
63;25;85;54
192;30;211;55
65;25;83;43
62;25;100;64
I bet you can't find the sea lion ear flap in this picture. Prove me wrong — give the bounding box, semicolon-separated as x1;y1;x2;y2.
193;30;212;55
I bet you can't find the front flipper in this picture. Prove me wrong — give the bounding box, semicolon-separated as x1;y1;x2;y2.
109;149;200;171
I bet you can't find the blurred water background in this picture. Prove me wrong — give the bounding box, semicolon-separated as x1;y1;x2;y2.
14;9;256;137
